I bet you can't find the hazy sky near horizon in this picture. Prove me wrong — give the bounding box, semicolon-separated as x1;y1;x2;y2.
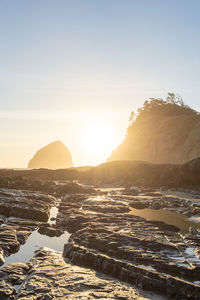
1;0;200;167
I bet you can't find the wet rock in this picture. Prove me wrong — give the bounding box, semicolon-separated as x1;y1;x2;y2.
1;262;30;284
6;218;38;230
0;280;15;299
63;241;200;299
189;226;199;235
148;220;179;232
56;181;96;196
141;192;163;197
38;224;64;237
16;230;32;244
122;190;200;217
0;183;200;298
0;227;20;255
0;204;10;217
59;192;200;298
14;247;150;299
129;201;148;209
123;187;139;195
0;188;54;222
0;248;5;266
0;215;6;225
10;206;49;222
82;196;130;214
6;219;37;245
0;263;30;299
0;218;38;257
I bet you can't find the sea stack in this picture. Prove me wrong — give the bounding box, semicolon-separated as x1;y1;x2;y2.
28;141;73;169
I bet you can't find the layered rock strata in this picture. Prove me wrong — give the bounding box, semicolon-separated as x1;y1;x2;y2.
59;191;200;299
0;188;55;222
0;188;56;266
0;247;152;299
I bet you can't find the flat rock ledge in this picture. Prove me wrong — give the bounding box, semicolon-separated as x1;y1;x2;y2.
0;188;56;222
0;247;155;299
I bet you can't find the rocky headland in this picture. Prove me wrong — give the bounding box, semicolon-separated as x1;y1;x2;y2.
108;95;200;165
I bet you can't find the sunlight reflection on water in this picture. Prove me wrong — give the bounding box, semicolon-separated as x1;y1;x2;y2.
1;205;70;267
2;230;70;267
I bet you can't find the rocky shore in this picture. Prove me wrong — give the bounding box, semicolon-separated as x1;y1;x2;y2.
59;191;200;299
0;182;200;299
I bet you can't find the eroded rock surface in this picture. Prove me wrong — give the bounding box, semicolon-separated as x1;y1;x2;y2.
0;248;5;266
0;217;39;260
0;188;56;260
59;190;200;299
0;247;153;299
0;188;55;222
0;262;30;298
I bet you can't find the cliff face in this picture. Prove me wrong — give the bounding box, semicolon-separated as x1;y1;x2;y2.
28;141;73;169
108;102;200;164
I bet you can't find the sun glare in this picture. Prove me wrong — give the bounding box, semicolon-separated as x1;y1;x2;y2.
83;123;114;162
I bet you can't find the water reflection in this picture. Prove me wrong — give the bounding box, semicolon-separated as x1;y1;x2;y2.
129;208;200;234
2;230;70;267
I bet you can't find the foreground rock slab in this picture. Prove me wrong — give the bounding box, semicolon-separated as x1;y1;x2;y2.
0;247;156;299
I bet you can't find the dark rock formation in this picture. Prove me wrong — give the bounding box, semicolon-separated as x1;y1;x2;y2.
3;156;200;187
28;140;73;169
79;156;200;187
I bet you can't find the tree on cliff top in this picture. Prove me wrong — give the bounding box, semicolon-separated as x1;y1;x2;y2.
128;93;198;129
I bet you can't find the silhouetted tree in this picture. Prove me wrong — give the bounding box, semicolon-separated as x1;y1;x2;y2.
129;110;135;126
166;92;176;104
128;93;198;129
176;94;184;106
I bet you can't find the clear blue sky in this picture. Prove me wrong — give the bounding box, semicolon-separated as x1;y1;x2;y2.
1;0;200;167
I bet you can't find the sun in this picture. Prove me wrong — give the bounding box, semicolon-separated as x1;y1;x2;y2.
83;122;114;162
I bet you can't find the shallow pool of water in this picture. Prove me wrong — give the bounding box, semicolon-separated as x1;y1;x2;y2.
48;206;58;224
2;230;70;267
1;205;70;268
129;207;200;234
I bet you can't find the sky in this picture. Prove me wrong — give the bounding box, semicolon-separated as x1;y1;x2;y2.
1;0;200;167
